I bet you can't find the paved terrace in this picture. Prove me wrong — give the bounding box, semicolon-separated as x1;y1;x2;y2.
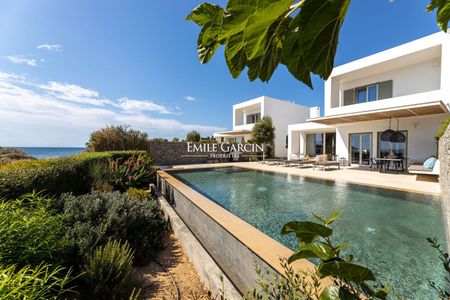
167;161;441;196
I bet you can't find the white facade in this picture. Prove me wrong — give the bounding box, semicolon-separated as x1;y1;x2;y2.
215;96;318;157
288;32;450;165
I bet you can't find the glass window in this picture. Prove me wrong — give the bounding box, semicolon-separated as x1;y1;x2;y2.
357;89;367;103
377;131;407;158
306;133;324;156
368;85;377;101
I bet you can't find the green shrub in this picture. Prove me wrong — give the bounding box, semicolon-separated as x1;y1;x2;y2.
109;152;155;192
86;125;149;152
435;117;450;140
0;151;146;200
0;192;66;267
126;188;152;201
186;130;201;142
0;264;74;300
83;240;134;299
61;191;167;266
0;147;36;165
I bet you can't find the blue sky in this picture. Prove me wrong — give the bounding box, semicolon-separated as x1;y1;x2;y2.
0;0;442;147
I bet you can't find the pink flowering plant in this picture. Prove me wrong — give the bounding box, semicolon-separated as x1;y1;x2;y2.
109;153;155;192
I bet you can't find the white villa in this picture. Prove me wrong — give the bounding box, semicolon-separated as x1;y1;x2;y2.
288;32;450;166
214;96;319;157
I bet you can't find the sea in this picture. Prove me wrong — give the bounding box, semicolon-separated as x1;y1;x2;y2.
18;147;86;159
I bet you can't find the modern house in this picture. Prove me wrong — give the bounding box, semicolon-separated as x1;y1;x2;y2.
288;32;450;166
214;96;319;157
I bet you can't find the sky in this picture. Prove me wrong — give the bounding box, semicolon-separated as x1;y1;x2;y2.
0;0;443;147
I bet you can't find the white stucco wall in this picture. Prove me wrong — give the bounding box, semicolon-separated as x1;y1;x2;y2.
324;32;449;116
335;114;448;164
263;97;311;157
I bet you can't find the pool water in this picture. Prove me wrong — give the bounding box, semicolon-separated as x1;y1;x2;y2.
171;167;446;299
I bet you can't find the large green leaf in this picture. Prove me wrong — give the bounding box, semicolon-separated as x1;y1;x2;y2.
427;0;450;32
318;261;376;285
186;3;223;26
243;0;293;59
311;210;342;225
288;242;334;263
197;26;220;64
320;285;357;300
281;221;333;243
281;14;313;88
219;0;257;39
225;46;247;78
296;0;351;78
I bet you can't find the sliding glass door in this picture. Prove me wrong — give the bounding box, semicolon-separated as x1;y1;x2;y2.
349;133;372;165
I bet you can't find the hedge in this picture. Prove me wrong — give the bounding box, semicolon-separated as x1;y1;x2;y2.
0;151;147;200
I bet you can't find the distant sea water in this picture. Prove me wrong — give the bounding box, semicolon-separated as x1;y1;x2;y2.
19;147;85;159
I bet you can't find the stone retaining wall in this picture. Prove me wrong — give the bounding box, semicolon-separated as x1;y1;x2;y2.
147;141;262;166
439;124;450;248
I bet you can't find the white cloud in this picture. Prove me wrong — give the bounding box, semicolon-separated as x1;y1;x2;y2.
118;97;172;114
38;81;107;106
4;55;37;66
37;43;63;52
0;71;224;146
184;96;196;101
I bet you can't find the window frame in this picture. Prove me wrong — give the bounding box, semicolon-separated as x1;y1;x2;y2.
355;84;378;104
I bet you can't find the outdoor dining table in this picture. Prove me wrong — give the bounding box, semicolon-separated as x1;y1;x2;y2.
373;157;406;174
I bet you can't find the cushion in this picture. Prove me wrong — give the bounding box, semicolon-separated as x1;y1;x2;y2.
423;157;437;169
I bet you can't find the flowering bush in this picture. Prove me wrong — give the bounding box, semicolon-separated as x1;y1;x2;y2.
109;153;155;192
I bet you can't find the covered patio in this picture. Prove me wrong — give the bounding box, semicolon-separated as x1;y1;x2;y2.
213;129;252;143
288;122;337;160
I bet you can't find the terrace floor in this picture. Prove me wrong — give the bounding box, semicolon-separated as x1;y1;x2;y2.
168;161;441;196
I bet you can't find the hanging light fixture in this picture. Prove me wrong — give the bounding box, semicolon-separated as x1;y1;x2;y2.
380;117;396;142
391;119;406;143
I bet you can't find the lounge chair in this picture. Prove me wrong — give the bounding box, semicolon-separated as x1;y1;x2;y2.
313;154;340;171
313;161;340;171
295;159;316;168
408;159;440;176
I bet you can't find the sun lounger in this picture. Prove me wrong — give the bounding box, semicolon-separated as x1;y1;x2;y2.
295;159;316;168
313;161;340;171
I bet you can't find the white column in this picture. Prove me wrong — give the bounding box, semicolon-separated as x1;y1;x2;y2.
243;110;247;125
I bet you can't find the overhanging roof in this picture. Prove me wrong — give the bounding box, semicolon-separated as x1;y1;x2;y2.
307;101;449;125
214;129;252;136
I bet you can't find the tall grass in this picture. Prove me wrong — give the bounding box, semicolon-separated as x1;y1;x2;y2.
0;192;66;266
0;264;74;300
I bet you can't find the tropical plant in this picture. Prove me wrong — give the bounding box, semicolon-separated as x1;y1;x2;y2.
427;0;450;32
251;116;275;159
61;191;167;266
172;137;180;142
427;237;450;299
246;258;321;299
187;0;449;87
435;117;450;140
109;152;155;192
0;192;67;267
281;211;390;299
186;130;201;142
86;125;149;152
83;240;134;299
0;264;74;300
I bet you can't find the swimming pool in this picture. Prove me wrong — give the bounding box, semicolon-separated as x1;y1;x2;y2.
171;167;446;299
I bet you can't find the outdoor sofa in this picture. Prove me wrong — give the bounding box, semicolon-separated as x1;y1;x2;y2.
408;159;440;177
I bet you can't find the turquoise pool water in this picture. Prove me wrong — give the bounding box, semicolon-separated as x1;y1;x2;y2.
171;167;446;299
